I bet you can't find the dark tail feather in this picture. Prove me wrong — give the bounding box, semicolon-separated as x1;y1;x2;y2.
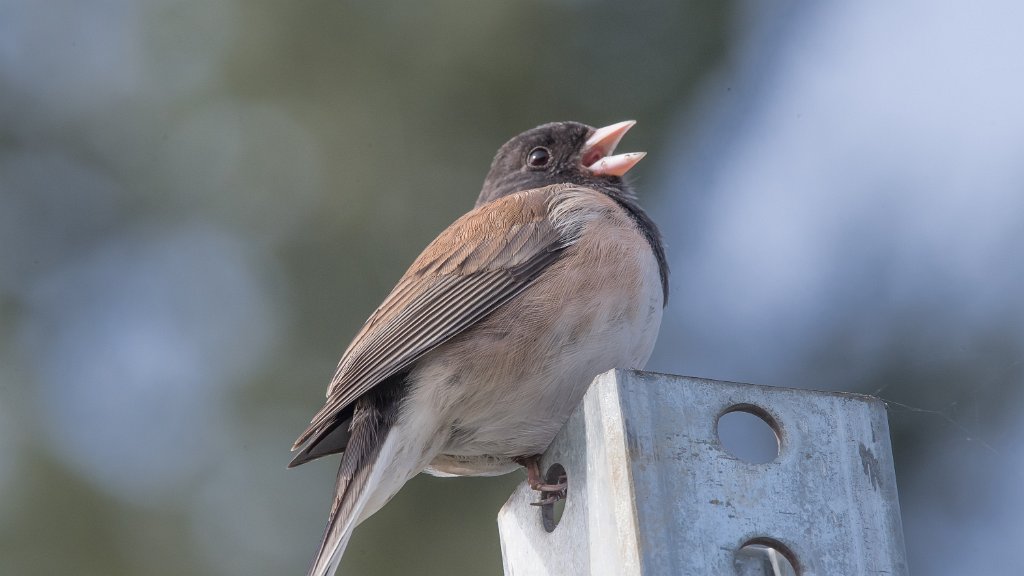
305;380;406;576
305;451;379;576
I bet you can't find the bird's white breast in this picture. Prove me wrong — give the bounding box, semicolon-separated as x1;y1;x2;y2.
410;188;664;476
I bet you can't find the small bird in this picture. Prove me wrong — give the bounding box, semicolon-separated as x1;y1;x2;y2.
290;120;668;576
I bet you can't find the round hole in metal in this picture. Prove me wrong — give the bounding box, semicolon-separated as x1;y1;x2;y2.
540;463;567;533
716;404;781;464
735;537;799;576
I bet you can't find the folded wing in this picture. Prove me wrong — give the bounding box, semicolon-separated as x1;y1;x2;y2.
291;188;581;459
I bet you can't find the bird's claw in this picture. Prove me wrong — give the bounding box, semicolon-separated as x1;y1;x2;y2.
516;455;568;506
529;473;567;506
530;491;565;507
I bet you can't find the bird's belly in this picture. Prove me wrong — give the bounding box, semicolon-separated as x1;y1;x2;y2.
417;236;664;477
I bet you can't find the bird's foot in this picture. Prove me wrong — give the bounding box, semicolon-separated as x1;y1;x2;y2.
515;455;567;506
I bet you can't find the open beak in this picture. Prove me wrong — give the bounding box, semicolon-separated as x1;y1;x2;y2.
581;120;646;177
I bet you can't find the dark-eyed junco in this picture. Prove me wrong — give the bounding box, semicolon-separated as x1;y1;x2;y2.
290;120;668;576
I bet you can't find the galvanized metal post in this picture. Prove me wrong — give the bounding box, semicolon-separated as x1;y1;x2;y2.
497;369;908;576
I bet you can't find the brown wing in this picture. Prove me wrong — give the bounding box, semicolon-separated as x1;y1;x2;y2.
291;188;580;453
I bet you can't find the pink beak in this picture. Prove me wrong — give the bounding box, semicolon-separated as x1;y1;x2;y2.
581;120;646;177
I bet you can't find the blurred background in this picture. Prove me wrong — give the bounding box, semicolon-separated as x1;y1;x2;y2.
1;0;1021;574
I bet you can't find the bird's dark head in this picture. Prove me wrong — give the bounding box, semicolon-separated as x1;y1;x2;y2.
476;120;645;207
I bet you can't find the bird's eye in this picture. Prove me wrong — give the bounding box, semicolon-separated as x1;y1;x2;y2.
526;147;551;168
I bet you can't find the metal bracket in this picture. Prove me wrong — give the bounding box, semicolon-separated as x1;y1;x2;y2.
498;369;908;575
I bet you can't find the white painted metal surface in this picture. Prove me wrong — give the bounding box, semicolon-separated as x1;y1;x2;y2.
497;369;908;575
